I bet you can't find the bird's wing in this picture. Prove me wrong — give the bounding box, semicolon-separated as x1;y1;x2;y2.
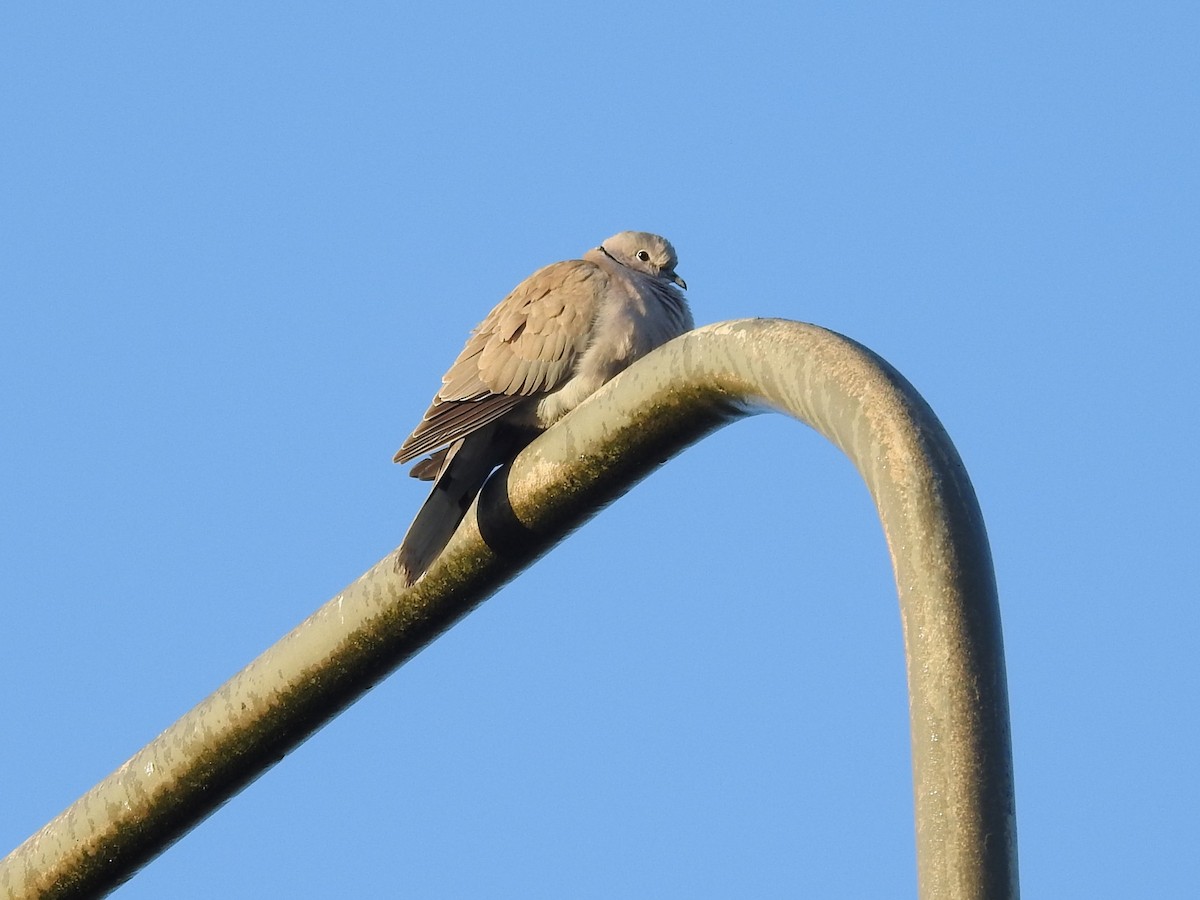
394;259;606;464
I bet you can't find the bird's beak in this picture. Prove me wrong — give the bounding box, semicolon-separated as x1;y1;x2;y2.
671;272;688;291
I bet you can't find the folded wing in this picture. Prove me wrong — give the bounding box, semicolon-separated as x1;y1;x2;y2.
394;259;605;465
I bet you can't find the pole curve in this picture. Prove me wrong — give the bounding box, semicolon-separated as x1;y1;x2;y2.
2;319;1017;899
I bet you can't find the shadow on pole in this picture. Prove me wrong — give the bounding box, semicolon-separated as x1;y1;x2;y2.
1;319;1019;899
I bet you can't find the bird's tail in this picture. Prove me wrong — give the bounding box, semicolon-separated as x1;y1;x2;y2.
396;429;502;586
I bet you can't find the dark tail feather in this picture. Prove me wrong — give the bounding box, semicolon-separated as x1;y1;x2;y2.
396;431;499;586
408;448;449;482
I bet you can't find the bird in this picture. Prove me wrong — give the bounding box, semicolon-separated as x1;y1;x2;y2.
393;231;694;586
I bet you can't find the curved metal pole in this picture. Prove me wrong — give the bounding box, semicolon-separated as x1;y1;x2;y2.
1;319;1017;899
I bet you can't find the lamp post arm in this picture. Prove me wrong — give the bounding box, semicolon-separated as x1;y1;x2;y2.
1;318;1017;899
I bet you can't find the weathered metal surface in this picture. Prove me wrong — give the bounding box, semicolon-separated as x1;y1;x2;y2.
1;319;1017;899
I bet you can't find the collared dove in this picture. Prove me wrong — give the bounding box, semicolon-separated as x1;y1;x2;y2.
394;231;694;585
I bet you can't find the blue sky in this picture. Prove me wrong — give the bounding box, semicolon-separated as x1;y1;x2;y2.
2;3;1197;897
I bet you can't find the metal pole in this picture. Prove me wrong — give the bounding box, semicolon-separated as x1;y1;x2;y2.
1;318;1018;899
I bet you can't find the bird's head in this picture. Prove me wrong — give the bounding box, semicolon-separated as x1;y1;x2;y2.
599;231;687;290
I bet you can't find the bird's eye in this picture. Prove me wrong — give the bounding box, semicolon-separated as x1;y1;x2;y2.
636;250;651;262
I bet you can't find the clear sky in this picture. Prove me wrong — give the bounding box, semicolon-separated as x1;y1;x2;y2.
2;3;1197;897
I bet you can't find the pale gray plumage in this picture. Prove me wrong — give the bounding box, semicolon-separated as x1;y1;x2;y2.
394;231;693;585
